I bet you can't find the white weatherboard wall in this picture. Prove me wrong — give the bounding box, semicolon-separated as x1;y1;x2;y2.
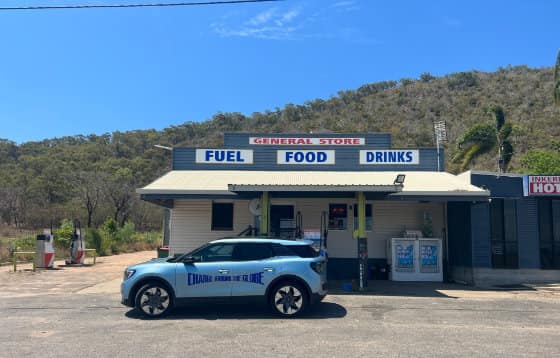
169;198;444;259
372;201;445;259
169;199;251;255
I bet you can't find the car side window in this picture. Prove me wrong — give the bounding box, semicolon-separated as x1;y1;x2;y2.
271;244;297;257
232;243;274;261
191;243;234;262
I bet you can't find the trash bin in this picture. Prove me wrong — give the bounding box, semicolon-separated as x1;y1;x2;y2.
157;246;169;258
377;264;389;280
370;264;389;280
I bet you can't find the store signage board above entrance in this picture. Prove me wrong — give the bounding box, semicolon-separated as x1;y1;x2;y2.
277;150;335;165
195;149;253;164
359;150;419;165
523;175;560;196
249;137;365;145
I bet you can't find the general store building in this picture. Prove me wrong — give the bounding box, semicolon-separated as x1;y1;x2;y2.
138;133;560;285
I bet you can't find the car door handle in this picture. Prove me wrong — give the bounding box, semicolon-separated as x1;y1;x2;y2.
218;269;229;274
263;267;274;272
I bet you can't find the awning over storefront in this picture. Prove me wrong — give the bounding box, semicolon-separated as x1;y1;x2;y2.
138;170;489;204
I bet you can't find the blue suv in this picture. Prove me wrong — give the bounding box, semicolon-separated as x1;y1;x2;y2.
121;238;328;318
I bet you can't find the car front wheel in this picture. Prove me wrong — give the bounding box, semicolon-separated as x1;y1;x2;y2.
135;282;173;318
269;282;308;317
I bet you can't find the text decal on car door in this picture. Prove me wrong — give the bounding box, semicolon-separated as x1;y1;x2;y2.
188;272;264;286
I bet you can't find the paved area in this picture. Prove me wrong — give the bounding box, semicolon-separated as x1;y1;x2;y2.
1;251;560;358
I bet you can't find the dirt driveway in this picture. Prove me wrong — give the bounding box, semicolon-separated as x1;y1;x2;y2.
2;250;560;302
0;251;155;298
2;251;560;357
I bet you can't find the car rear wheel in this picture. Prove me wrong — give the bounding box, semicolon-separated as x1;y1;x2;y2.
269;281;308;317
135;282;173;318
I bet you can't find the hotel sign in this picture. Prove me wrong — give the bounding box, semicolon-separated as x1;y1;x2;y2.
249;137;365;146
523;175;560;196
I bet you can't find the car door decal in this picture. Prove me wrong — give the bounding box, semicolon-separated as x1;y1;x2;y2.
187;271;265;286
187;273;214;286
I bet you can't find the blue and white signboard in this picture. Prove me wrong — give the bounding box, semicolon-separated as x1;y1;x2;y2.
395;241;415;272
420;242;439;273
277;150;335;165
195;149;253;164
359;150;419;165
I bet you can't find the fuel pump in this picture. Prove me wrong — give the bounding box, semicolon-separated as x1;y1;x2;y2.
67;220;86;265
35;225;55;269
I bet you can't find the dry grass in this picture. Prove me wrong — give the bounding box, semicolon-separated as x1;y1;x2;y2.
0;225;34;239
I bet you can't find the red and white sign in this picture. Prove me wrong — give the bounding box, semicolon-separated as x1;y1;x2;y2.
525;175;560;196
249;137;365;146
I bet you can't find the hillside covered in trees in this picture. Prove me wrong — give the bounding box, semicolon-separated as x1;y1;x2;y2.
1;65;559;231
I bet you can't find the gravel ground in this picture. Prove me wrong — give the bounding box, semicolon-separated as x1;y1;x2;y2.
1;251;559;358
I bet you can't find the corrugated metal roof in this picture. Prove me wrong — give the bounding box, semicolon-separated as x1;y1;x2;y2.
137;170;489;197
228;184;401;192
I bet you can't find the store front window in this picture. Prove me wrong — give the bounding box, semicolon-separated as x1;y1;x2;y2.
490;199;518;269
211;202;234;231
328;204;347;230
538;199;560;269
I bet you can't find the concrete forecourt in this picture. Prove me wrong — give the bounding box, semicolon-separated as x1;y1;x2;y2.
1;251;560;358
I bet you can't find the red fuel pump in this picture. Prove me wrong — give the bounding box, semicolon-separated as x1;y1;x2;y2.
67;220;86;265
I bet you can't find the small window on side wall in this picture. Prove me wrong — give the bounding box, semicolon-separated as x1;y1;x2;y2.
211;202;234;231
329;203;347;230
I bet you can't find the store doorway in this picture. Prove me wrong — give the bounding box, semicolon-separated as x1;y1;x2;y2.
270;205;295;238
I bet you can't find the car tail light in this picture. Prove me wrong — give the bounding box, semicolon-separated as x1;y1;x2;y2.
310;261;324;274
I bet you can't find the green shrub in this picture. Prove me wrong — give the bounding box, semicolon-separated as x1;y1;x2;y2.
12;236;35;251
101;217;122;254
117;221;135;244
85;228;110;256
54;219;75;248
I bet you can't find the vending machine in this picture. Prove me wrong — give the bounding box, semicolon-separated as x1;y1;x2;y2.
389;237;443;281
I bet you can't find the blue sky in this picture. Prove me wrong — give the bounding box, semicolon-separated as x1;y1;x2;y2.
0;0;558;143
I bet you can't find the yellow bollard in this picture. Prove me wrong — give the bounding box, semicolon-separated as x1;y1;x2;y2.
83;249;97;265
13;251;37;272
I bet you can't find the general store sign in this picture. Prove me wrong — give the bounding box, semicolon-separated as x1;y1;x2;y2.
523;175;560;196
249;137;365;145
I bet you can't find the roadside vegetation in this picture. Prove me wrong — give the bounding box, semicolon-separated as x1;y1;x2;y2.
0;219;160;264
0;65;559;235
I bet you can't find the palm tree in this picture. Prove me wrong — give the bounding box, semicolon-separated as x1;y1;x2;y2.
489;105;514;173
555;49;560;106
452;105;513;172
452;122;496;171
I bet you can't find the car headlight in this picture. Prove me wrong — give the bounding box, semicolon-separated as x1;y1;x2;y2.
123;269;136;280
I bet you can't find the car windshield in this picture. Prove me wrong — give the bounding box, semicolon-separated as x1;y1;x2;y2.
168;243;210;262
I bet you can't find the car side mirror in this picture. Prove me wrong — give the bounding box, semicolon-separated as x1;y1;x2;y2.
182;256;196;264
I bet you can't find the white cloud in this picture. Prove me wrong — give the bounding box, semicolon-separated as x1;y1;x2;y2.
213;7;302;40
211;2;373;43
246;8;276;26
331;0;359;11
